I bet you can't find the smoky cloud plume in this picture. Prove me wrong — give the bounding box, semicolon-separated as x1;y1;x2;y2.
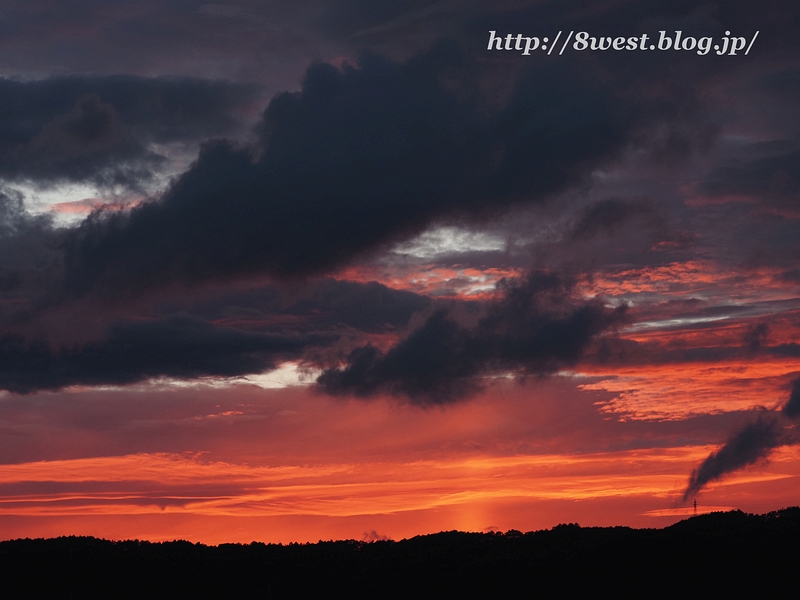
683;416;781;502
683;376;800;500
317;271;625;404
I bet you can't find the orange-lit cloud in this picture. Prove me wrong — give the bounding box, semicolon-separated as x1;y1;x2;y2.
578;359;799;420
579;261;800;307
332;264;524;300
48;197;143;215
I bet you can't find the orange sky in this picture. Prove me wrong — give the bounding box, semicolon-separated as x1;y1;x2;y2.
1;338;798;544
2;256;800;543
1;1;799;545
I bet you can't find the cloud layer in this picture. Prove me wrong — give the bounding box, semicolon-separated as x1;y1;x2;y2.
0;316;316;394
59;42;701;296
0;75;257;187
318;272;624;403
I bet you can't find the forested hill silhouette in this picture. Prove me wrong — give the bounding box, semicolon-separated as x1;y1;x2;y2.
2;508;798;597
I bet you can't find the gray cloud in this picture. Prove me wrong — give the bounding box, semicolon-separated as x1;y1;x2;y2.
0;75;258;187
0;315;317;394
744;322;770;354
317;271;625;403
701;149;800;207
783;377;800;418
570;199;659;241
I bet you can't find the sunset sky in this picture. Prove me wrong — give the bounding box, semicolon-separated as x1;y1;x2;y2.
1;0;799;544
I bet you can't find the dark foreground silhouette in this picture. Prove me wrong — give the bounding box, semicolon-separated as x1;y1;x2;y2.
2;507;798;597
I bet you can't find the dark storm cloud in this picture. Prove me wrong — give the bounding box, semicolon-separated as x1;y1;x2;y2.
317;271;625;403
783;377;800;419
4;92;160;189
0;186;51;239
189;278;432;334
60;40;707;296
700;149;800;206
570;199;658;241
776;269;800;283
0;182;436;390
0;188;64;318
0;75;257;187
0;0;794;400
0;1;338;87
323;0;442;36
0;199;438;392
765;67;800;98
743;322;770;354
768;344;800;358
0;315;316;394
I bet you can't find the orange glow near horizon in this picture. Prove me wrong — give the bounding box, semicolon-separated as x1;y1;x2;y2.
0;445;797;544
2;0;800;553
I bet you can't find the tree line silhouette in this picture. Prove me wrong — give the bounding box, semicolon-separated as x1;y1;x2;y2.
1;507;797;596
